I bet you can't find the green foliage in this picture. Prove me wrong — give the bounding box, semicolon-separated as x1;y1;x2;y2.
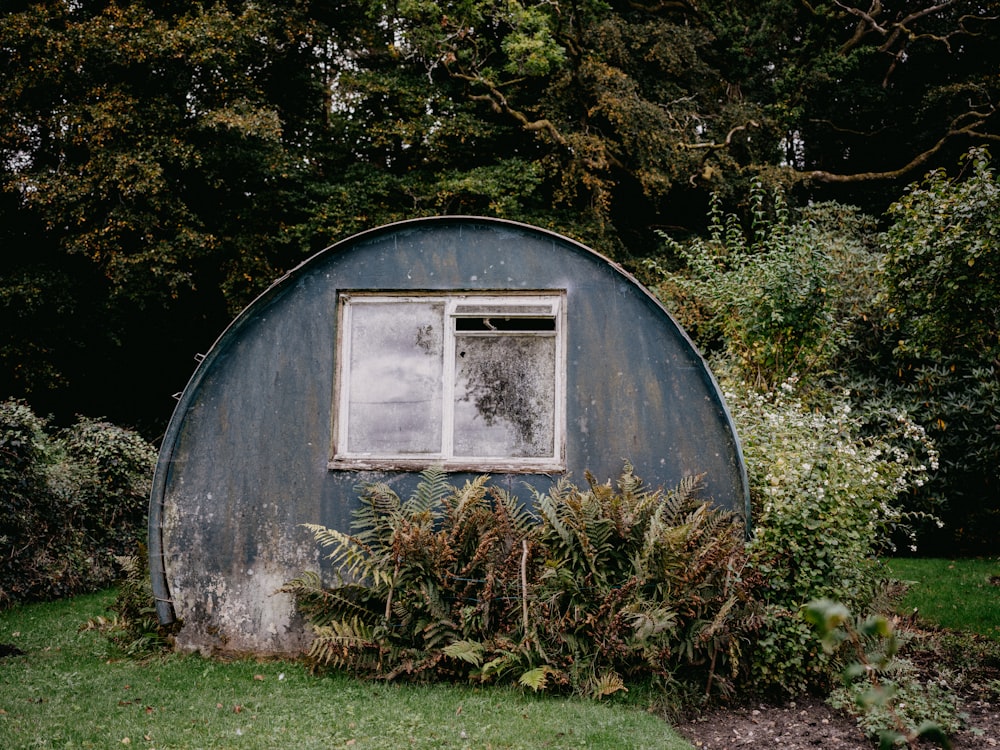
526;471;749;698
3;0;1000;433
80;550;176;656
500;2;566;77
881;149;1000;366
284;464;751;699
282;467;537;680
649;190;880;387
55;417;157;561
0;0;326;432
805;599;954;749
874;149;1000;551
718;372;937;694
653;148;998;552
0;399;156;606
0;399;69;605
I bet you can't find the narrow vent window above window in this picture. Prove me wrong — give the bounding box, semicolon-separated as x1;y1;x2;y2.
331;293;566;472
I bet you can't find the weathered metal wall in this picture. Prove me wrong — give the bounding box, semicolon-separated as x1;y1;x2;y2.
149;217;748;655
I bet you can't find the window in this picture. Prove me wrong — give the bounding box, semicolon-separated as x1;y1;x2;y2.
331;292;566;471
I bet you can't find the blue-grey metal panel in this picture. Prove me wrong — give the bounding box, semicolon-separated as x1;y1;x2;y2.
149;216;748;654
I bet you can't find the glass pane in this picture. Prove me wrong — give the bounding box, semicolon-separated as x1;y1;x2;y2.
453;335;556;457
346;301;444;454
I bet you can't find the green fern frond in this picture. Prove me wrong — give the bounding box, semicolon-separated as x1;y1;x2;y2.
443;639;485;667
306;616;381;669
627;606;678;642
278;569;324;595
405;465;451;516
444;475;493;552
668;474;702;512
534;488;575;557
300;523;391;587
280;573;383;628
351;482;403;553
519;665;558;692
535;480;617;580
481;653;518;681
492;486;536;539
358;481;401;517
616;461;643;495
447;474;491;519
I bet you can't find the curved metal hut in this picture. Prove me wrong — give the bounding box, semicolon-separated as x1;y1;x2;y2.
149;216;749;655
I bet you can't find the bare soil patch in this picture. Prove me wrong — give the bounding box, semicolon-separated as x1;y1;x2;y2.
674;628;1000;749
675;691;999;749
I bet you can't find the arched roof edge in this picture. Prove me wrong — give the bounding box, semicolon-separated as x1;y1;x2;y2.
148;216;750;625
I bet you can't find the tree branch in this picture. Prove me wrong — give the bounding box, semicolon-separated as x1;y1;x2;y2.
834;0;982;81
803;108;995;184
467;91;567;147
681;120;760;151
682;121;761;185
836;0;885;53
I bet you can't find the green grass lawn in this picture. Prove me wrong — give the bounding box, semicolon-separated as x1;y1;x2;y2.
886;557;1000;641
0;590;693;750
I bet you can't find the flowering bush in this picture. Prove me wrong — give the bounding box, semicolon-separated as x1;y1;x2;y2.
719;369;938;693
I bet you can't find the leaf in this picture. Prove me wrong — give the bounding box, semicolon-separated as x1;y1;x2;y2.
590;670;627;698
442;640;485;667
518;666;555;692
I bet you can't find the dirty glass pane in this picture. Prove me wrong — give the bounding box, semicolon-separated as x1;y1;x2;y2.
346;301;444;454
453;334;556;457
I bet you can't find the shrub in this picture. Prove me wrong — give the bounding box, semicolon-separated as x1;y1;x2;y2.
57;416;157;566
720;370;937;694
647;189;879;388
806;599;956;748
285;468;536;682
0;398;156;605
0;399;75;605
524;469;751;698
283;465;752;699
874;148;1000;552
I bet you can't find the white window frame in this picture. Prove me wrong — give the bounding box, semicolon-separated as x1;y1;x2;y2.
330;291;566;472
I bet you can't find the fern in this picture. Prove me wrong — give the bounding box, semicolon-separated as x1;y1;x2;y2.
306;617;382;670
443;639;485;667
84;551;176;655
519;665;560;692
403;465;450;517
589;670;627;698
278;572;379;627
285;463;752;698
301;524;391;588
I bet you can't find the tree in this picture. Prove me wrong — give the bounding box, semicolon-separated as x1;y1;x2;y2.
0;1;330;431
874;148;1000;551
315;0;1000;252
2;0;997;434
